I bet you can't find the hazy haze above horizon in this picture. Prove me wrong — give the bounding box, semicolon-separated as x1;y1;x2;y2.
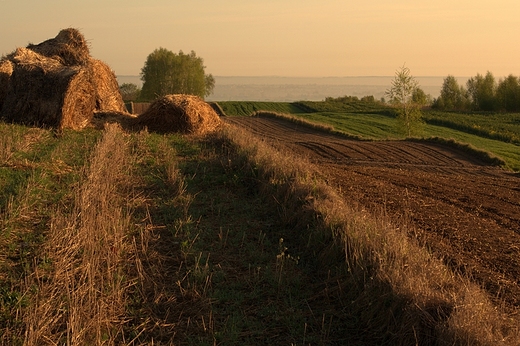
1;1;519;78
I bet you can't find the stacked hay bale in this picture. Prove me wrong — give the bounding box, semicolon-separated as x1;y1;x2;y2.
1;48;96;130
26;28;91;67
133;94;221;134
0;28;127;130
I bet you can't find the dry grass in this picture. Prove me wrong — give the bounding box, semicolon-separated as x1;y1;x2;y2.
1;123;196;344
23;124;133;345
0;123;48;166
219;122;520;345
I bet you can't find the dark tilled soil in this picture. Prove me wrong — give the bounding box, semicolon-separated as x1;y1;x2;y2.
226;116;520;309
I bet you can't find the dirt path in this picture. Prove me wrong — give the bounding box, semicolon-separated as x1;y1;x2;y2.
225;116;520;309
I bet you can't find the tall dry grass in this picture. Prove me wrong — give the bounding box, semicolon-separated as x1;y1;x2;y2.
24;123;133;345
218;122;520;345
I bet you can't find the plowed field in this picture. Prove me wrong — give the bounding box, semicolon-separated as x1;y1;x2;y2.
226;116;520;309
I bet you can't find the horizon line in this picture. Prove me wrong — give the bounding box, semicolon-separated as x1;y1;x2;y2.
116;74;471;78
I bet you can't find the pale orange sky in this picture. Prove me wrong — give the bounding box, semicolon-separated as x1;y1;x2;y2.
1;0;519;77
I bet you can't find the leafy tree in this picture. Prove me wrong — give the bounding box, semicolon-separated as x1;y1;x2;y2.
466;71;497;111
437;75;469;110
411;87;431;106
140;48;215;100
496;74;520;112
119;83;141;101
385;65;423;137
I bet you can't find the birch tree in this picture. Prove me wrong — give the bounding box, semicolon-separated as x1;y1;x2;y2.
385;65;422;137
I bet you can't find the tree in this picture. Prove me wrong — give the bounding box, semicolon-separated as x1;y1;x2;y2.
496;74;520;112
360;95;375;102
119;83;141;101
411;87;432;106
385;65;423;137
140;48;215;100
466;71;497;111
437;75;469;110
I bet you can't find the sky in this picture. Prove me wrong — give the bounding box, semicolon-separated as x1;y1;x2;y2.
1;0;519;78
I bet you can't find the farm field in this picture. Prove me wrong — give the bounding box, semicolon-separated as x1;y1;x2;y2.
5;22;520;344
225;115;520;310
216;101;307;116
218;100;520;170
1;99;520;344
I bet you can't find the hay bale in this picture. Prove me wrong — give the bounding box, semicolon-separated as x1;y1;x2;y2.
1;28;130;130
133;94;221;134
89;58;127;113
26;28;90;66
0;48;96;130
0;59;13;110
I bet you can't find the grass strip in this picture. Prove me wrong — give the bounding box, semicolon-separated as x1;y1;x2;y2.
24;124;133;345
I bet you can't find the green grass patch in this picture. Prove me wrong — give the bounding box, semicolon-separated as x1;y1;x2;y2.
125;132;351;344
295;99;393;114
291;111;402;139
424;111;520;145
217;101;308;116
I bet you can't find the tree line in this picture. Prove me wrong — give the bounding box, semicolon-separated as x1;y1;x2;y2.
120;48;520;116
326;70;520;115
385;65;520;138
433;72;520;112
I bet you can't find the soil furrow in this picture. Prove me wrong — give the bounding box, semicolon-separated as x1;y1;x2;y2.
226;116;520;308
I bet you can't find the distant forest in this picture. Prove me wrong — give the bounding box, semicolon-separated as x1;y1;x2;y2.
432;72;520;112
119;72;520;112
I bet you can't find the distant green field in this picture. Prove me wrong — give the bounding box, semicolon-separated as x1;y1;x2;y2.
424;111;520;145
216;100;520;171
217;101;307;116
423;124;520;170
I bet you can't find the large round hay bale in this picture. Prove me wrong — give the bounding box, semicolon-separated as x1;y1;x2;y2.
89;58;127;113
0;48;96;130
0;59;13;110
134;94;221;134
26;28;90;66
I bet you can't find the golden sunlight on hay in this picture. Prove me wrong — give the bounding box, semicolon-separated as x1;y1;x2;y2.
26;28;91;66
0;28;129;130
133;94;222;134
89;58;127;114
1;48;95;130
